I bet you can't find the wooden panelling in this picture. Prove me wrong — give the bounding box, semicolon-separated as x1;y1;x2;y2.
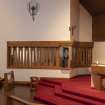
80;0;105;16
93;14;105;41
80;0;105;41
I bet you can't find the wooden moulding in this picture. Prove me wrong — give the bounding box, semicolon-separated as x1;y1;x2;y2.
7;41;93;47
7;41;73;47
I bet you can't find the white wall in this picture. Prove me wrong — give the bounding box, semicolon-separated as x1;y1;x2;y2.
0;0;70;40
0;0;71;81
79;5;92;42
0;0;92;81
93;42;105;64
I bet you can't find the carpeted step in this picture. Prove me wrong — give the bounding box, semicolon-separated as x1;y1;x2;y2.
34;85;84;105
55;85;99;105
55;85;105;105
35;76;105;105
39;81;55;88
34;85;56;105
40;79;62;86
35;96;55;105
62;85;105;104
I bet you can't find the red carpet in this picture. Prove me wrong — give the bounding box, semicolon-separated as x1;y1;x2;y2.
34;76;105;105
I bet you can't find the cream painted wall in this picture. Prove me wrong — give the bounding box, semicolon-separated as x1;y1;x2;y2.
0;0;92;81
0;0;70;40
79;5;92;42
0;0;71;81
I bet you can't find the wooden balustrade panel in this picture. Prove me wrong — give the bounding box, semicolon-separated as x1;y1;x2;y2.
7;41;93;69
71;42;93;67
7;41;64;69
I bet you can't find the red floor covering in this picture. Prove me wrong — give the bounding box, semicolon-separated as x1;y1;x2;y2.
34;76;105;105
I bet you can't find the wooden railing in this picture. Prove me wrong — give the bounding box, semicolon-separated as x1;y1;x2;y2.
71;42;93;67
7;41;72;69
7;41;93;69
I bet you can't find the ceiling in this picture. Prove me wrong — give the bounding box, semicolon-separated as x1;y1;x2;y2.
80;0;105;16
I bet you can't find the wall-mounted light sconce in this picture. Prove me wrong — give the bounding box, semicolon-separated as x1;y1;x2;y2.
69;25;76;36
27;0;40;21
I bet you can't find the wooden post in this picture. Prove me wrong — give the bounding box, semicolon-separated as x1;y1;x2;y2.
56;47;60;68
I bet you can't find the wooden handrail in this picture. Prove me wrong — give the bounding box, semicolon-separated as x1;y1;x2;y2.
7;41;73;47
7;94;45;105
